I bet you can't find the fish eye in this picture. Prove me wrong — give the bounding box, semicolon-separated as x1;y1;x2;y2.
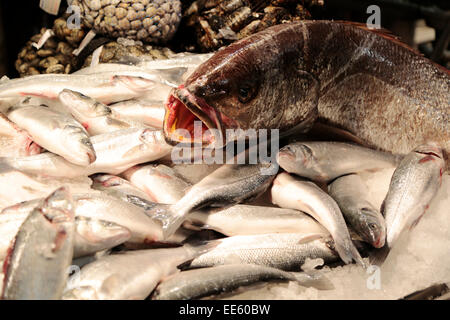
238;87;250;102
369;223;377;230
237;82;258;104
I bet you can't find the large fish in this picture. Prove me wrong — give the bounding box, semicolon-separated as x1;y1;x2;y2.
162;21;449;169
370;143;446;265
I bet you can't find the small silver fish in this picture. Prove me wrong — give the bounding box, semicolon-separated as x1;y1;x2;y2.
271;172;365;266
0;74;158;106
6;105;96;166
151;163;278;238
58;89;132;135
2;187;75;300
188;233;339;271
1;192;165;246
370;142;446;265
0;201;131;260
109;99;165;129
72;217;131;258
277;141;399;182
62;243;216;300
152;263;333;300
328;174;386;248
121;164;191;204
1;129;172;178
184;204;329;237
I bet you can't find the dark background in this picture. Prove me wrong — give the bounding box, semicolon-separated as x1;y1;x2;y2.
0;0;448;78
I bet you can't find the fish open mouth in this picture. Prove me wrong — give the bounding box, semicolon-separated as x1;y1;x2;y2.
164;85;226;147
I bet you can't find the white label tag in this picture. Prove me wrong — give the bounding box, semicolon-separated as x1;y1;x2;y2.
32;29;55;50
39;0;62;15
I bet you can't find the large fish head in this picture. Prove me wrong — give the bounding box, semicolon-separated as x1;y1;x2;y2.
164;23;320;147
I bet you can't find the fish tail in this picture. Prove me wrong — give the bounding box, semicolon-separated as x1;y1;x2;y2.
335;238;366;268
291;272;335;290
184;239;219;256
148;204;187;239
368;244;391;266
144;202;187;239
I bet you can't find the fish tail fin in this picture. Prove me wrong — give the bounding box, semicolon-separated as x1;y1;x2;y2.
146;204;187;239
369;244;391;266
335;237;366;268
291;272;335;291
184;239;219;256
161;213;187;240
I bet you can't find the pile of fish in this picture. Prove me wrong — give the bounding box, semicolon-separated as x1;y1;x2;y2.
0;21;448;300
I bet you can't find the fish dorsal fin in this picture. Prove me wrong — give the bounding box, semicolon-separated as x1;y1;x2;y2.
334;20;423;56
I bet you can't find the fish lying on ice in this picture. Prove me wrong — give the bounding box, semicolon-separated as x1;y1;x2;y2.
152;263;333;300
1;187;75;300
370;142;446;265
328;174;386;248
271;172;364;266
188;233;339;271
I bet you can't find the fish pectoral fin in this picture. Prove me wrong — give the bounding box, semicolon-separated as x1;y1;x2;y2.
182;220;209;232
122;144;144;159
99;274;122;296
297;233;324;245
292;271;335;291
